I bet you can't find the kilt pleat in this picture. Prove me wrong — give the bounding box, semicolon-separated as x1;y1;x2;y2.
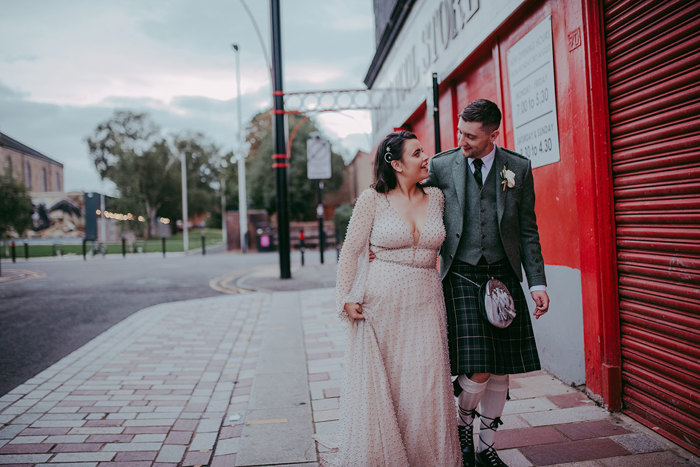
443;260;541;375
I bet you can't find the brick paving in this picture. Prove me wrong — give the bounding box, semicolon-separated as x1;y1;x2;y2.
0;294;266;466
0;279;697;466
299;288;698;467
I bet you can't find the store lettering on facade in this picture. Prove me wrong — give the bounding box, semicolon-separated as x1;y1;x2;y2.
375;0;479;135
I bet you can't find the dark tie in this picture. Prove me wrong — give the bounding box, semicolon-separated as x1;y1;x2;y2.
472;158;483;188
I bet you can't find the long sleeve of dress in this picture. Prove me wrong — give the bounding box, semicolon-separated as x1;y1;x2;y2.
336;188;376;322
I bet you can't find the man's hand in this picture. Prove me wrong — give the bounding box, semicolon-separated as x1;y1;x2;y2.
344;302;365;320
368;250;376;262
531;290;549;319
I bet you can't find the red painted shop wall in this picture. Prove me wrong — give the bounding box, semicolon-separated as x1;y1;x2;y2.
403;0;613;398
406;1;584;271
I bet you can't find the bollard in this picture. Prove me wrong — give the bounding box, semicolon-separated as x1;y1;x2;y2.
201;232;206;256
122;237;126;258
162;237;166;257
82;239;87;261
299;229;305;267
24;242;29;261
11;241;16;263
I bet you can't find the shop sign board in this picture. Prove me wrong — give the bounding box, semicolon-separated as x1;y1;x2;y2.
307;136;332;180
507;16;561;168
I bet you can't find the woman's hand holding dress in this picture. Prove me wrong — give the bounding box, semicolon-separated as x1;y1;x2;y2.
343;302;364;320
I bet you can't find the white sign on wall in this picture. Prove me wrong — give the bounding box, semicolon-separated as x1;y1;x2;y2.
306;136;331;180
507;16;560;168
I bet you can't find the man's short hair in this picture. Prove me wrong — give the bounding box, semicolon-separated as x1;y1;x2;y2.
459;99;502;131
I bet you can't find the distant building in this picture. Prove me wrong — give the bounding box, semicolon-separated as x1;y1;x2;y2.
0;131;64;193
326;149;374;210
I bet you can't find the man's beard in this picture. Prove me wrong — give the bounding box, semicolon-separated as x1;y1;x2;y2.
461;144;486;158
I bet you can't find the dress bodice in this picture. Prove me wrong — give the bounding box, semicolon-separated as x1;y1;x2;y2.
336;186;446;320
370;187;446;269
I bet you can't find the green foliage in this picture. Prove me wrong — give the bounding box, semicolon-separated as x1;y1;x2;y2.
0;173;33;238
86;111;225;238
333;204;353;244
245;111;345;221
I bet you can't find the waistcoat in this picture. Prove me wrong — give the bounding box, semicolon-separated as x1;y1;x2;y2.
455;164;507;265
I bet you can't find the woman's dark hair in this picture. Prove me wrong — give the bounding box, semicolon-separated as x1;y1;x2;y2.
371;130;417;194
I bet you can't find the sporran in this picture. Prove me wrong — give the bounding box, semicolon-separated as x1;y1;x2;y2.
450;270;517;328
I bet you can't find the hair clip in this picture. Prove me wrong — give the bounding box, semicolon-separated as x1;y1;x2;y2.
383;147;393;164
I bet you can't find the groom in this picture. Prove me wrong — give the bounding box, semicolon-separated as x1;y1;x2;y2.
426;99;549;467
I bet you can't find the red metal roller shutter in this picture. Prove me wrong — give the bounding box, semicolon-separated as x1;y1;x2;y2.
603;0;700;454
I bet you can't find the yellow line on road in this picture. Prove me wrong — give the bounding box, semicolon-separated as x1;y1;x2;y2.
0;269;46;284
209;273;249;295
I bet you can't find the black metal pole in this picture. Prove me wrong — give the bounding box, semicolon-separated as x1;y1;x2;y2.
122;237;126;258
24;242;29;261
82;239;86;261
162;237;166;257
317;180;325;264
11;241;16;263
270;0;291;279
201;232;206;255
432;72;441;154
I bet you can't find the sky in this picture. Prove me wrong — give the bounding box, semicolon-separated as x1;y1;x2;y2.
0;0;375;193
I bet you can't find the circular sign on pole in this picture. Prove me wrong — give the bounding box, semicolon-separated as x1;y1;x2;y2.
307;136;332;180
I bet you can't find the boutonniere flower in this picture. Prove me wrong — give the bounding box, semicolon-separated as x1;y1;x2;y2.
500;164;516;191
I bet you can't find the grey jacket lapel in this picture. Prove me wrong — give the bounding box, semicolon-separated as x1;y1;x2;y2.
494;147;506;224
452;152;466;213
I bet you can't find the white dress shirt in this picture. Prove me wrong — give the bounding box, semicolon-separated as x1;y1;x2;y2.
467;144;496;183
467;144;546;293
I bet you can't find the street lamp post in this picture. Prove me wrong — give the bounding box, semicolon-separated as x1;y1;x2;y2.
220;175;227;247
232;43;248;253
181;152;189;255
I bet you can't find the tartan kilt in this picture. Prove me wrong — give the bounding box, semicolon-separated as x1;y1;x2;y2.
443;259;541;375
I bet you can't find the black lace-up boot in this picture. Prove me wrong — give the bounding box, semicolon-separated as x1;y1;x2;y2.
457;407;477;467
475;415;506;466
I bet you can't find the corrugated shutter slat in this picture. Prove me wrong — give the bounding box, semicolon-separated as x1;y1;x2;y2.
604;0;700;453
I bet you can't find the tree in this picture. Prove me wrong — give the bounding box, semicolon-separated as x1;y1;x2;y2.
86;111;224;238
0;173;33;241
171;133;223;221
245;111;345;221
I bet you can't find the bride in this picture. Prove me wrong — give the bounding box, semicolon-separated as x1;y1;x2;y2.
332;131;462;466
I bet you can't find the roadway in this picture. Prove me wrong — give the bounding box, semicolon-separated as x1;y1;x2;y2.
0;248;287;396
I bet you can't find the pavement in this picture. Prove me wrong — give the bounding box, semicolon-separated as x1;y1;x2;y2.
0;260;697;466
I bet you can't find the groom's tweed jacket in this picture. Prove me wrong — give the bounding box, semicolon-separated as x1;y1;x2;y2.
426;146;546;287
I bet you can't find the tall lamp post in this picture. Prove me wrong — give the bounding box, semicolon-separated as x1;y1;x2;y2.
220;172;227;247
181;151;189;255
270;0;291;278
232;43;248;253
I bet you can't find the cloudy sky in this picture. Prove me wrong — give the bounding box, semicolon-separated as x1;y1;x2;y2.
0;0;375;193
